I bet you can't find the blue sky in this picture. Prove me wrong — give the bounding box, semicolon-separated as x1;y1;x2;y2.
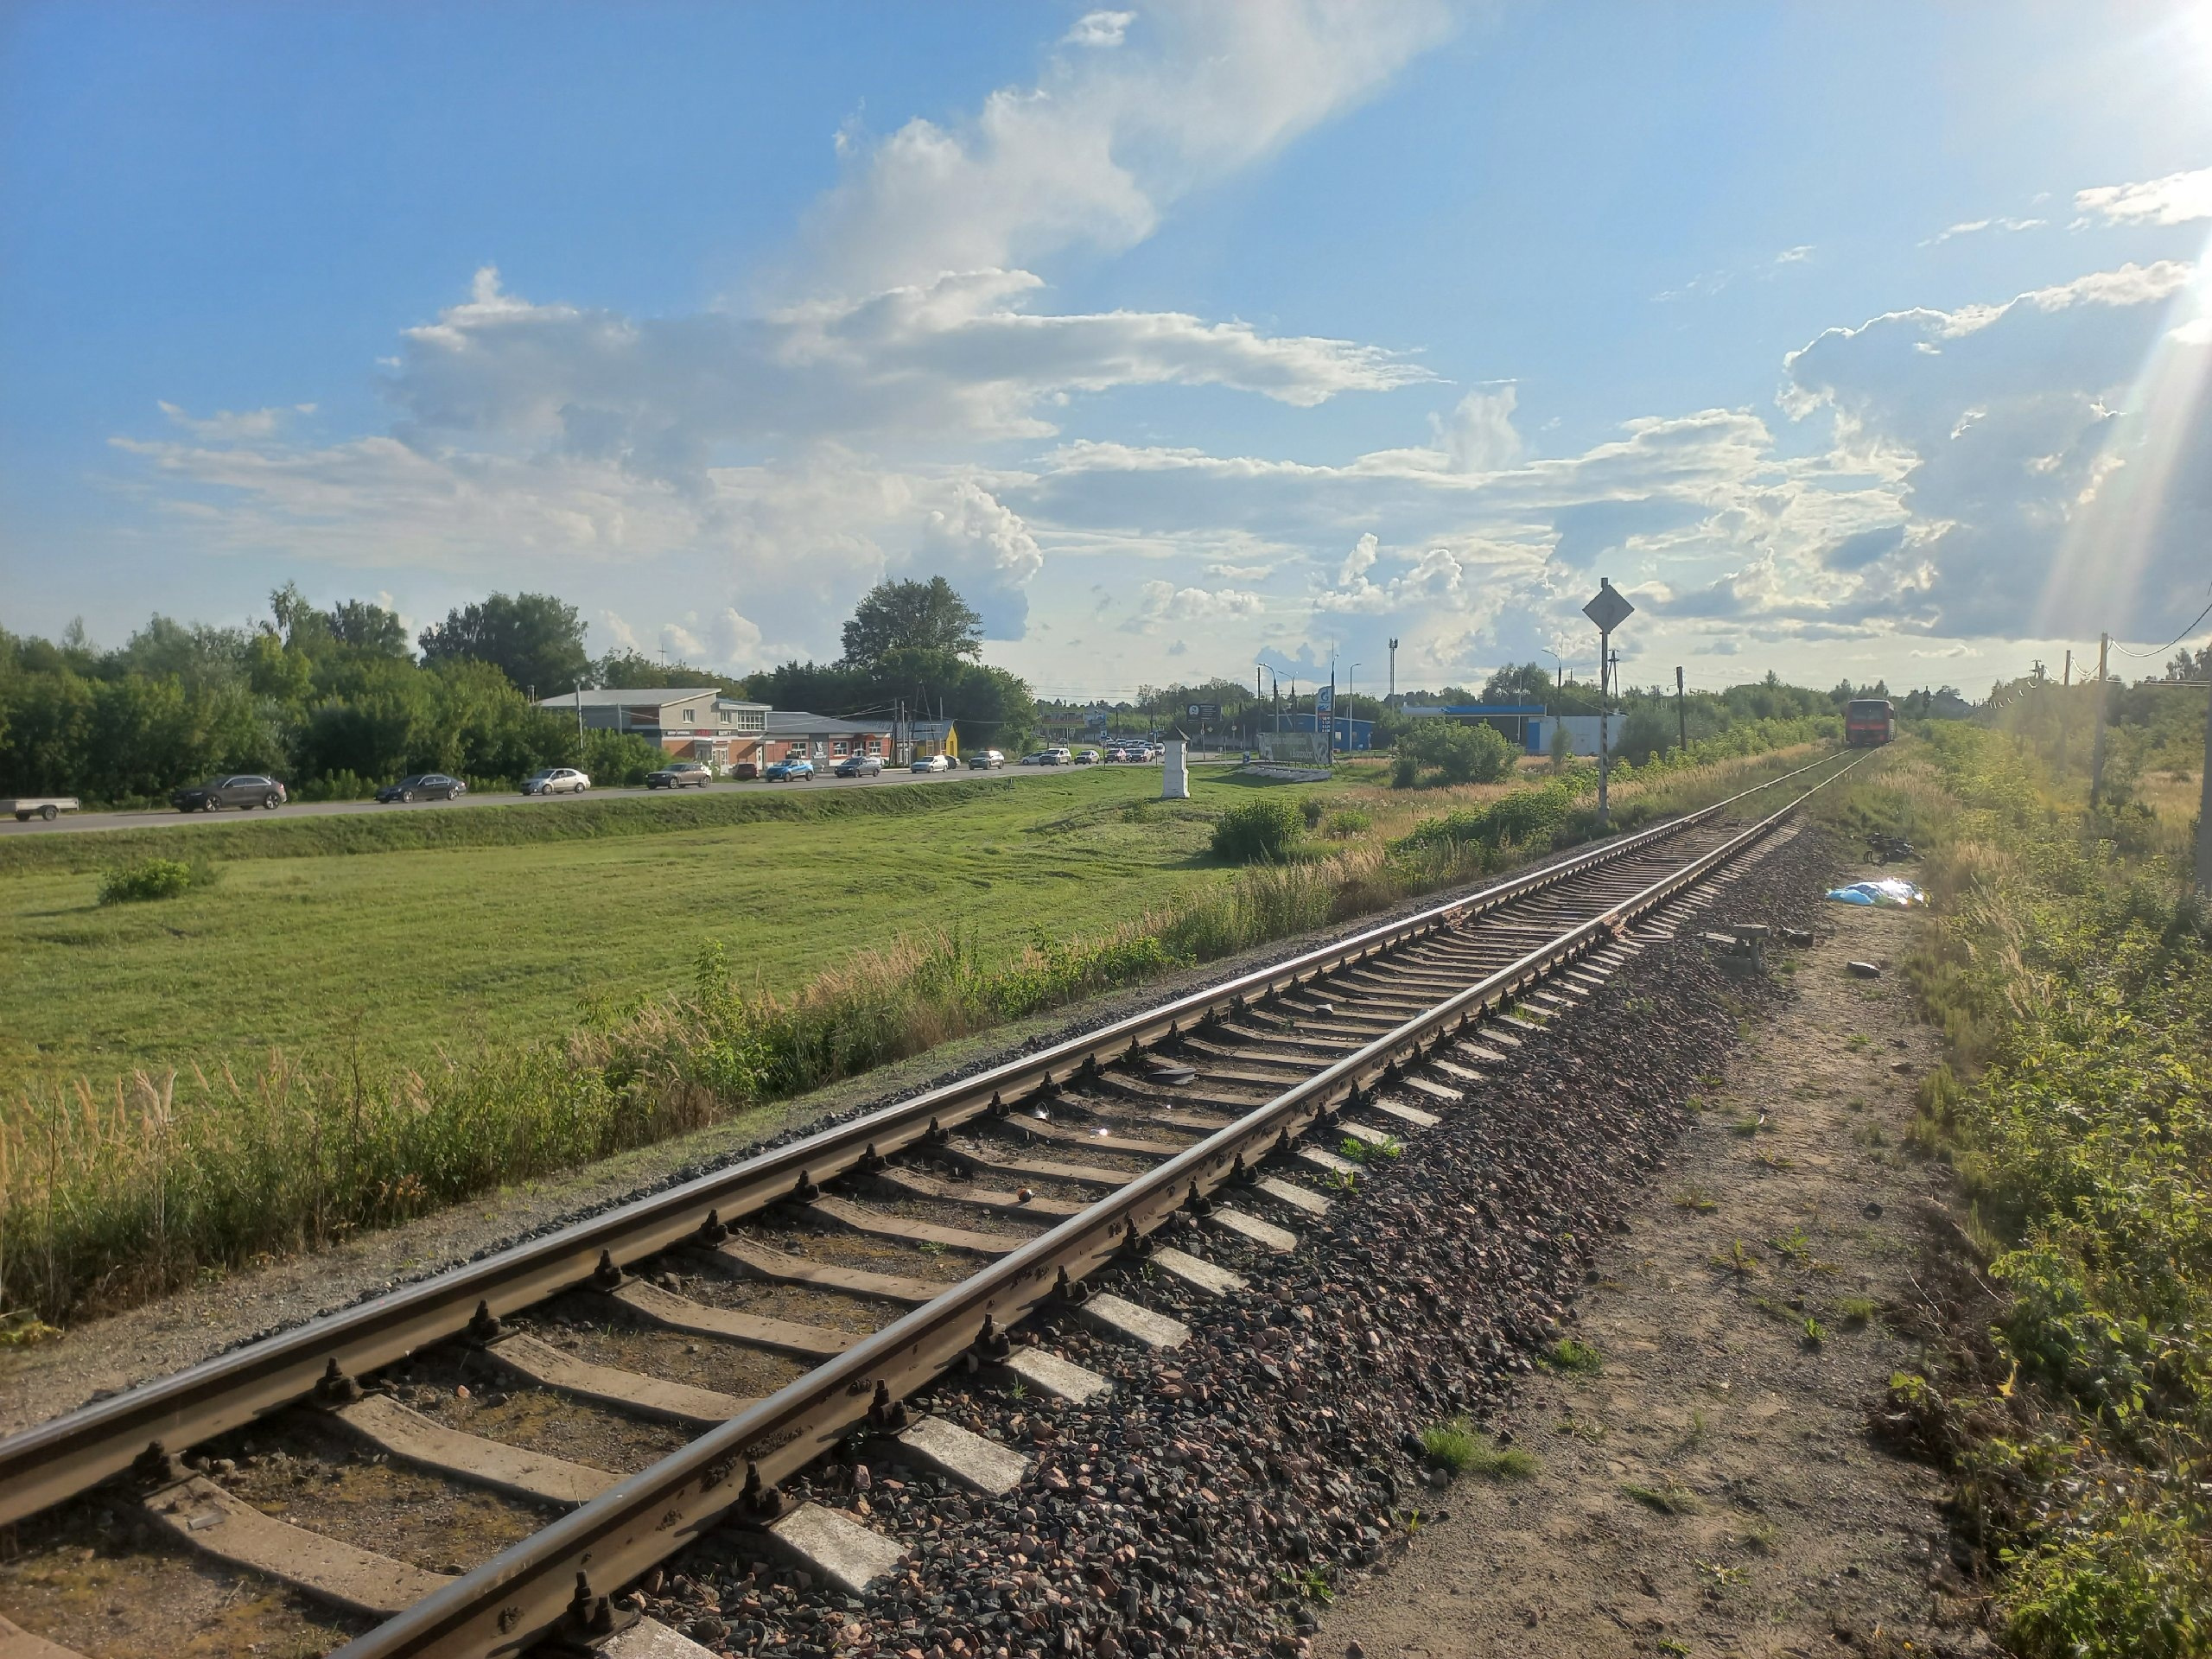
4;2;2209;698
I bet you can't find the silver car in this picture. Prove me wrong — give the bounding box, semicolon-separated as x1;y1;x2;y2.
523;767;591;796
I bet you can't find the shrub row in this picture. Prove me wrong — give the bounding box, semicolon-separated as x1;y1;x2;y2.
1874;725;2209;1658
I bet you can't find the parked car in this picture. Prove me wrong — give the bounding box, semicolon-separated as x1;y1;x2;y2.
375;773;466;803
834;753;883;778
173;774;287;812
1021;747;1069;766
731;760;760;779
523;767;590;796
909;753;950;772
1074;749;1101;766
967;750;1005;769
646;761;713;790
764;757;816;781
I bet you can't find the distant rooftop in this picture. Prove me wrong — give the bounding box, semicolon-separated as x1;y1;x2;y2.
763;710;890;737
535;687;765;710
1398;702;1548;716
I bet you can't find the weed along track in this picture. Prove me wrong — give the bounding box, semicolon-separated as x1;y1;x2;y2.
0;756;1863;1659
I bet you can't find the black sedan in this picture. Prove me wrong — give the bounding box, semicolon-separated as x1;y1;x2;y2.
172;774;288;812
375;773;467;803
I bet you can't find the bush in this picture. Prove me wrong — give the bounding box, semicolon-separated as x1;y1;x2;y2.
1322;808;1372;839
578;729;676;788
1299;796;1325;830
1210;798;1304;863
96;857;200;904
1391;753;1419;788
1395;779;1582;857
294;769;375;803
1394;721;1516;788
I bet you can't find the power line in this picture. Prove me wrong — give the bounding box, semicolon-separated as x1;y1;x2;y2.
2109;591;2212;660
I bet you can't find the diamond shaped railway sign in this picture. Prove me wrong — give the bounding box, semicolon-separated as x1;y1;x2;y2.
1583;578;1635;634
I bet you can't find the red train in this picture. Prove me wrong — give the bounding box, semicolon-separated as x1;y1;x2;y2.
1845;697;1897;747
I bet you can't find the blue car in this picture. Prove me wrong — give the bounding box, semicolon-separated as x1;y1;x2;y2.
764;757;816;781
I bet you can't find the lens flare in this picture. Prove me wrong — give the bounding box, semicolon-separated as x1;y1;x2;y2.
2035;228;2212;640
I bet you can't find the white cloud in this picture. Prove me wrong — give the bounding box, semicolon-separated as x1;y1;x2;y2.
108;5;1459;674
2074;167;2212;226
2171;316;2212;346
1775;245;1815;264
797;0;1452;296
157;401;315;441
1064;10;1135;48
1127;580;1265;631
1338;531;1378;585
1920;216;2045;247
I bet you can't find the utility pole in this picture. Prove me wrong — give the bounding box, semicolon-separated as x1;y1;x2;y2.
1675;666;1687;757
2056;647;2073;772
2088;632;2111;807
2196;667;2212;892
1387;639;1398;704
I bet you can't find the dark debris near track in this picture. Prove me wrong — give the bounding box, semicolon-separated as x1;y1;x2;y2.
637;826;1843;1659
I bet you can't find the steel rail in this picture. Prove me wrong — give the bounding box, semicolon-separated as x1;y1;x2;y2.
0;750;1848;1530
335;752;1864;1658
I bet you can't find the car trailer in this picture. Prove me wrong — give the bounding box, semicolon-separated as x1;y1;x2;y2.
3;797;79;823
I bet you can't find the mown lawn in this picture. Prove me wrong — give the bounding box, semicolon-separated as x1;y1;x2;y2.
0;767;1325;1092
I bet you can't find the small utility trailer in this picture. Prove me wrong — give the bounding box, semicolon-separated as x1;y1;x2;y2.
3;797;79;823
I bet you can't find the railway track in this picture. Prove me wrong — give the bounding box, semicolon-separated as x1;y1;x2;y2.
0;753;1860;1659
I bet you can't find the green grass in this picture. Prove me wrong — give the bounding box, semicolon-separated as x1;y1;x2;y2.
0;741;1842;1325
1421;1418;1537;1480
1545;1336;1604;1373
1820;726;2212;1658
0;769;1273;1091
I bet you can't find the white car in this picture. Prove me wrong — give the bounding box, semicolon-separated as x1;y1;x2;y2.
524;767;591;796
908;753;950;772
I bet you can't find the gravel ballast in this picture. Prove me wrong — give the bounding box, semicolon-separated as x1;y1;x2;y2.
634;823;1856;1658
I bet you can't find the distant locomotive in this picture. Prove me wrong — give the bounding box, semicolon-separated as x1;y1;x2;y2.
1845;697;1897;747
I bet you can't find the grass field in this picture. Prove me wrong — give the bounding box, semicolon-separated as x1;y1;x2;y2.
0;767;1294;1091
0;741;1839;1322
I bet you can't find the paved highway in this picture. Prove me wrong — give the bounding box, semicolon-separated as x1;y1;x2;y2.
0;759;1220;837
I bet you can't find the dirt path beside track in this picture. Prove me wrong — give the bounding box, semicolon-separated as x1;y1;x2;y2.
1323;863;1991;1659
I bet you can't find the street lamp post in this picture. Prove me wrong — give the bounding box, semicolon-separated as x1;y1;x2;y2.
1582;578;1636;832
1345;662;1363;756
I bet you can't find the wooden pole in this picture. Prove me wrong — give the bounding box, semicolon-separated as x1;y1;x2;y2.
1675;666;1687;757
2088;633;2110;807
2196;668;2212;893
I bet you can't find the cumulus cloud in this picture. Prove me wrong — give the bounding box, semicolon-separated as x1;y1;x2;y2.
2074;166;2212;226
1338;531;1379;585
1126;580;1266;631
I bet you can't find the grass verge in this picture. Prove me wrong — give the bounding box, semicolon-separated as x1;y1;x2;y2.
1832;724;2209;1659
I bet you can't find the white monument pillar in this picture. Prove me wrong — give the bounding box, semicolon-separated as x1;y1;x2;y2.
1161;738;1190;800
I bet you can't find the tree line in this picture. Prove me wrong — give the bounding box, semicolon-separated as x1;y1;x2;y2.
0;577;1043;805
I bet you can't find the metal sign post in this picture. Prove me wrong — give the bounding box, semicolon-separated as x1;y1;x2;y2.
1583;578;1636;831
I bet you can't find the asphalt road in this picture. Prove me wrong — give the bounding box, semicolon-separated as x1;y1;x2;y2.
0;758;1222;837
